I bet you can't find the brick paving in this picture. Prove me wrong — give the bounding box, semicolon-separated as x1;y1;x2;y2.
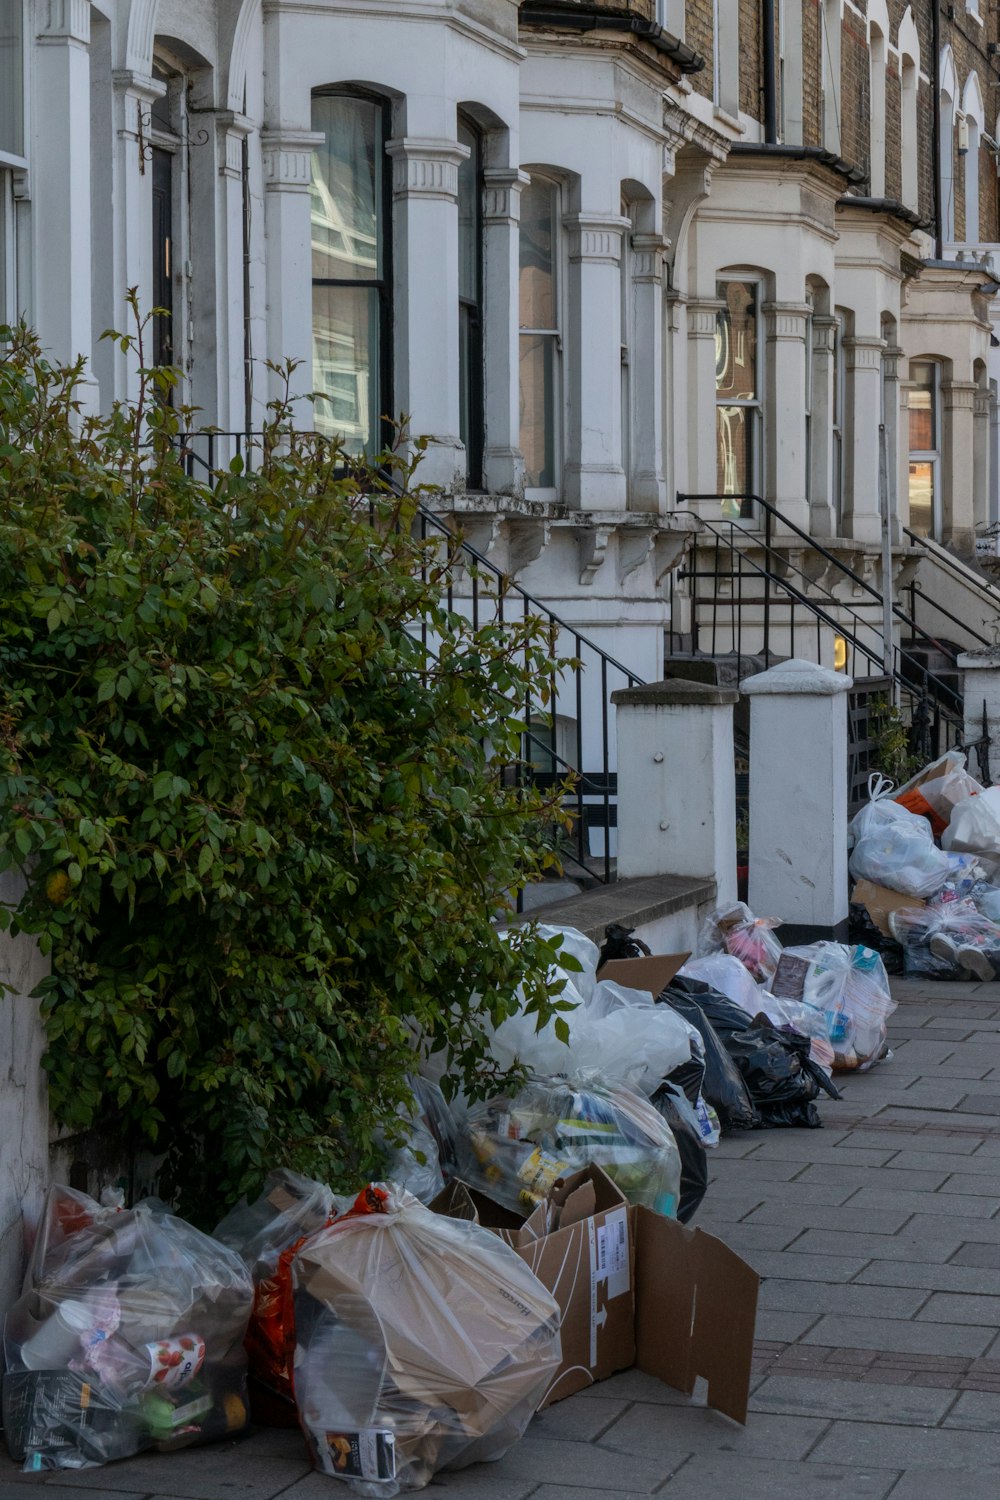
2;975;1000;1499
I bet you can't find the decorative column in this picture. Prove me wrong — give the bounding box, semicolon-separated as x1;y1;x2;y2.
32;0;98;409
106;71;162;403
563;213;630;510
482;166;529;497
882;340;902;543
630;232;667;511
764;301;811;532
973;385;992;535
216;113;253;431
611;679;737;906
842;333;885;544
742;659;852;942
942;380;977;553
958;651;1000;785
261;127;325;408
685;296;726;513
387;136;469;491
808;313;837;538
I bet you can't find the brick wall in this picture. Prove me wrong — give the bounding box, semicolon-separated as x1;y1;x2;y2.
941;5;1000;243
803;0;821;145
687;0;714;102
740;0;762;118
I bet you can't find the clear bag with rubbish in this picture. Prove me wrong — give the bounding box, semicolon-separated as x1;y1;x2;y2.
462;1077;682;1218
698;902;783;985
4;1186;253;1471
894;752;983;836
889;899;1000;982
849;775;959;899
770;942;896;1072
292;1185;561;1496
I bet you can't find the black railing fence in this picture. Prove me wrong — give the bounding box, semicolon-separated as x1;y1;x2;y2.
901;526;1000;654
166;430;642;888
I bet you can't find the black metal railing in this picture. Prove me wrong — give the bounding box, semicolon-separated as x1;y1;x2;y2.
165;430;643;888
901;527;999;652
670;492;974;764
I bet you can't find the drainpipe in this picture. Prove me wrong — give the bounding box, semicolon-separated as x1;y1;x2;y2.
762;0;777;144
932;0;943;259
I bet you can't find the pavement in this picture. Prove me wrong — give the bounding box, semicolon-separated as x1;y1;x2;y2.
3;974;1000;1500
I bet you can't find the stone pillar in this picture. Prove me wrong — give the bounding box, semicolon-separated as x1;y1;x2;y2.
32;0;98;408
958;651;1000;785
685;297;725;512
808;313;837;537
563;213;630;510
216;113;253;431
764;302;810;532
387;136;469;491
482;166;529;497
261;127;325;408
742;659;852;942
942;380;977;553
629;232;667;511
842;334;884;544
0;873;50;1322
611;679;737;905
106;70;161;404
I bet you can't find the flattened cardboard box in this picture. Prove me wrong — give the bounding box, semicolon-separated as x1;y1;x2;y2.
595;952;690;998
851;878;925;939
435;1166;759;1423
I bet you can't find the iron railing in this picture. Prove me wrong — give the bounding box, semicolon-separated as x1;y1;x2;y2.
901;527;999;652
165;429;643;888
670;493;974;764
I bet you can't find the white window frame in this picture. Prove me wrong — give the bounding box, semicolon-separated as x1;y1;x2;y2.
832;312;845;528
908;360;942;541
518;173;563;500
714;276;764;517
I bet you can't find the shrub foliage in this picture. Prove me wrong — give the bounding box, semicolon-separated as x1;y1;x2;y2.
0;320;571;1220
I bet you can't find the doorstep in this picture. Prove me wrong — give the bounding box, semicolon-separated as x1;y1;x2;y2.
508;873;716;948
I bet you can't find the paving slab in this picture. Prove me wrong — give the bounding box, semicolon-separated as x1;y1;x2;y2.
529;1397;631;1443
756;1279;928;1320
598;1405;829;1461
22;1446;310;1497
949;1243;1000;1268
915;1292;1000;1326
791;1163;951;1192
745;1249;873;1283
840;1186;997;1219
941;1390;1000;1430
885;1471;1000;1500
658;1453;898;1500
455;1436;674;1492
800;1314;994;1358
885;1149;1000;1175
853;1260;1000;1295
750;1228;965;1263
739;1204;916;1235
809;1419;1000;1468
749;1374;957;1426
753;1310;825;1342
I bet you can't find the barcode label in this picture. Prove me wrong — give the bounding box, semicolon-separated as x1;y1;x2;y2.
596;1209;629;1299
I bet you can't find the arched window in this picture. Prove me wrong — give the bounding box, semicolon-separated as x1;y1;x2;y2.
908;360;942;539
869;21;887;199
518;174;561;491
457;115;484;487
310;89;393;455
715;277;762;508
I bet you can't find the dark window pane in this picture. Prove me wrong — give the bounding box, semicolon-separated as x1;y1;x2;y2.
312;284;381;455
311;95;382;281
715;280;757;400
716;403;754;495
520;180;556;331
458;121;478;304
0;2;23;157
151;147;174;371
519;333;556;486
908;460;935;538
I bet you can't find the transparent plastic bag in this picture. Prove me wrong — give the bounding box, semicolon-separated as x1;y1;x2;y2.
382;1078;461;1207
771;942;896;1071
463;1077;682;1218
849;776;956;899
889;899;1000;982
678;953;763;1014
972;883;1000;924
292;1185;561;1495
698;902;782;985
4;1187;253;1471
942;786;1000;859
894;752;983;836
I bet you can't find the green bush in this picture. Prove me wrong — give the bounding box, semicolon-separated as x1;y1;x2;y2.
0;318;572;1222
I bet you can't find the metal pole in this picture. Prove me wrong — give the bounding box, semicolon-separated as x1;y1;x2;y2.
878;422;896;698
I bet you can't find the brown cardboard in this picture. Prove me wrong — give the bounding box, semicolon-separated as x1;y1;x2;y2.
595;952;691;998
851;878;926;939
632;1207;759;1426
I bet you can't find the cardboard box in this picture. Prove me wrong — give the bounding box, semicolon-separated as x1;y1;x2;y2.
595;952;690;998
435;1165;759;1424
851;878;925;939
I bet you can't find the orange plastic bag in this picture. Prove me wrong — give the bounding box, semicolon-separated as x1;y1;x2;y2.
895;788;947;838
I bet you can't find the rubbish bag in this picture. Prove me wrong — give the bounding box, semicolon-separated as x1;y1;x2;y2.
972;883;1000;924
894;751;983;836
4;1186;252;1471
381;1078;460;1206
462;1077;682;1217
698;902;782;984
214;1170;346;1409
679;953;763;1015
770;943;896;1072
889;899;1000;982
598;923;651;965
292;1185;561;1495
657;982;759;1131
849;775;958;899
942;786;1000;860
650;1084;709;1224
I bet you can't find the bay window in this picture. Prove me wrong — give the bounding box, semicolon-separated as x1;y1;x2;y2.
311;91;392;455
518;176;560;491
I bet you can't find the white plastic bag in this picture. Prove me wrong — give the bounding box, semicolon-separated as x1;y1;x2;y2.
771;942;896;1071
698;902;782;984
942;786;1000;859
849;775;956;898
679;954;763;1015
894;752;983;831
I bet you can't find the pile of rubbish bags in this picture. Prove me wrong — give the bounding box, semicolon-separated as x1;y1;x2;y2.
848;755;1000;981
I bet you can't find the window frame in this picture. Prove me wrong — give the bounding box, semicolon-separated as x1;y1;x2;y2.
831;311;846;530
518;172;563;498
714;276;764;518
457;114;484;490
310;87;395;457
908;359;942;541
